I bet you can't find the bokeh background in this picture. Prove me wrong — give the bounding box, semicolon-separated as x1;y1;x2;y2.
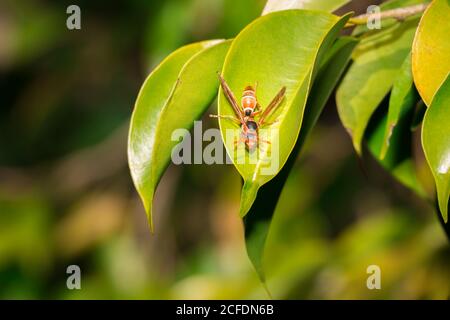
0;0;448;299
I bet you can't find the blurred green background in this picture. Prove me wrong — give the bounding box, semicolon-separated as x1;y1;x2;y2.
0;0;448;299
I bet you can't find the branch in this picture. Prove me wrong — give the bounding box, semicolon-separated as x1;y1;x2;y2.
347;3;429;26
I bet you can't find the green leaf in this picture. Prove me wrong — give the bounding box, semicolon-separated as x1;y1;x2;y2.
217;10;351;218
380;52;418;159
412;0;450;106
244;36;358;283
337;12;421;155
128;40;230;230
367;97;425;198
301;37;359;137
422;74;450;223
262;0;351;15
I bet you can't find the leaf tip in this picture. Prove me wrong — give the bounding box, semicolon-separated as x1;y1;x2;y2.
261;281;273;299
148;212;155;234
437;192;449;224
353;139;363;157
239;181;260;218
141;195;155;233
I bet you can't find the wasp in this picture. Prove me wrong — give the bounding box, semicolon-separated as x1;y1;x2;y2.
210;74;286;152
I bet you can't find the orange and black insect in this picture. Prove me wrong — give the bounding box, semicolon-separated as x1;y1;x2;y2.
210;74;286;152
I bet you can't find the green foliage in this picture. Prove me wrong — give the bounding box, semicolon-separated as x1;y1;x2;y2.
364;51;425;198
218;11;351;217
1;0;449;299
128;40;230;229
336;0;422;154
422;75;450;222
379;53;417;160
366;96;425;197
127;0;449;290
244;36;358;282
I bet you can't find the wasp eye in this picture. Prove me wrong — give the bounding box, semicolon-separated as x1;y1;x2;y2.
245;109;251;116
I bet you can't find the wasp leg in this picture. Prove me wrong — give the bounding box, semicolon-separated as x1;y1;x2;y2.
254;81;262;111
209;114;241;124
258;138;275;156
233;135;248;163
234;135;247;146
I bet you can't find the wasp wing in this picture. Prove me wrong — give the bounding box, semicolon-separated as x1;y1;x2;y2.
218;74;246;125
259;86;286;125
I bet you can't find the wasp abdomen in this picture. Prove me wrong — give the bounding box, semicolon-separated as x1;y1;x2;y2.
246;121;258;131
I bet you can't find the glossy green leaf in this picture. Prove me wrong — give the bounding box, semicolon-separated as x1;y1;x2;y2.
128;40;230;230
245;36;358;282
412;0;450;106
380;53;418;159
262;0;351;15
337;1;422;155
217;10;351;218
367;98;425;198
422;74;450;223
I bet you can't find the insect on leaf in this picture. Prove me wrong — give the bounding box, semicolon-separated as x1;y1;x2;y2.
128;40;230;231
217;10;352;218
422;74;450;223
244;36;358;283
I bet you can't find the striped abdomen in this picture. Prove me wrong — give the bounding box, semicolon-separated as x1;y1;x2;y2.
242;86;256;116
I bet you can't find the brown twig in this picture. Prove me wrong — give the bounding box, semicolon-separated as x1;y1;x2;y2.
346;3;429;26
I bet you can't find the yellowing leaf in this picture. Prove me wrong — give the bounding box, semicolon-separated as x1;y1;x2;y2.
412;0;450;106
